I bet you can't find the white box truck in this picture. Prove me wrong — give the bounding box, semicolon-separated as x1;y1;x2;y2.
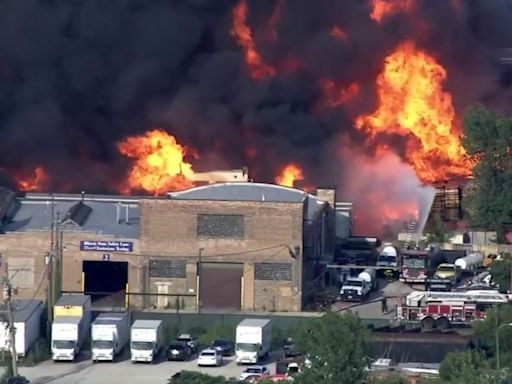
51;316;88;361
91;312;130;362
130;320;164;363
0;300;43;357
235;318;272;365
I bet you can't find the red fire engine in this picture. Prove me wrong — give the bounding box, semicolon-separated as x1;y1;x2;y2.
396;290;510;330
400;250;429;283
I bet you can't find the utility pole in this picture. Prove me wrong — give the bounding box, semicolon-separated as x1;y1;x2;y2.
2;261;19;377
197;248;204;314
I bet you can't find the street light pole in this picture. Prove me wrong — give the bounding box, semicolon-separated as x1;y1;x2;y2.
197;248;204;314
2;262;19;377
496;322;512;371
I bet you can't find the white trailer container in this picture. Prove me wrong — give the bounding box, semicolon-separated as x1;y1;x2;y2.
0;300;43;357
235;318;272;365
455;253;484;271
91;312;130;362
130;320;164;363
51;316;88;361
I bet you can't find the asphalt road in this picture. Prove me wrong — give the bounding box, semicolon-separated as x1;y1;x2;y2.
19;349;282;384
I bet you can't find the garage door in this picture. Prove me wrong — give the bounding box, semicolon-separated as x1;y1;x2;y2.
200;263;243;311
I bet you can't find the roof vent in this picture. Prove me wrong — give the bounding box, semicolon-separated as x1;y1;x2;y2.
61;201;92;226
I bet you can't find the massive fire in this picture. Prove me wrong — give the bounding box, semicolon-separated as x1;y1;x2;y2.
231;0;276;80
369;0;414;23
117;130;195;195
355;41;472;183
14;166;48;192
275;164;304;187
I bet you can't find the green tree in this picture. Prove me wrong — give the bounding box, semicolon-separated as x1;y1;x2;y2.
439;350;494;384
293;311;370;384
462;105;512;241
473;305;512;369
490;254;511;293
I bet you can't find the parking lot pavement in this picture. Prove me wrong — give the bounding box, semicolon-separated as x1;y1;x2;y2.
20;350;282;384
331;280;420;320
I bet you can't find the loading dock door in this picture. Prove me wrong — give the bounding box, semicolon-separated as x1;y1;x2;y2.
200;263;243;311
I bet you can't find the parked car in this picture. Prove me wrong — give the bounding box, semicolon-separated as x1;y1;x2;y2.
166;341;192;361
177;334;198;353
7;378;30;384
283;338;300;358
197;349;222;367
239;365;271;380
211;338;234;356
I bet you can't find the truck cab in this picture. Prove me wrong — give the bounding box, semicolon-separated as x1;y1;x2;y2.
434;263;461;281
51;316;83;361
340;277;371;301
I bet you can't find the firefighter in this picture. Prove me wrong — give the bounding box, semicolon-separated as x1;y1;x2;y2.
381;297;388;313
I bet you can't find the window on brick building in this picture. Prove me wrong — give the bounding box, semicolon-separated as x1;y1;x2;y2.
149;259;187;278
196;214;245;238
254;262;292;281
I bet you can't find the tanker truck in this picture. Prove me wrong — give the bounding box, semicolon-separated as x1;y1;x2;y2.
340;268;378;302
455;253;484;271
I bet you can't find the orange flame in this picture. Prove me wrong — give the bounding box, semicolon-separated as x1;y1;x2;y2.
15;166;48;192
319;79;360;108
117;129;195;195
370;0;414;23
330;25;348;42
275;164;303;187
355;41;472;183
267;0;285;41
231;0;276;80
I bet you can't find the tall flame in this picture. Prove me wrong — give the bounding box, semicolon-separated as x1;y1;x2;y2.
231;0;276;80
275;164;303;187
355;41;472;183
370;0;414;23
117;129;195;195
15;166;48;191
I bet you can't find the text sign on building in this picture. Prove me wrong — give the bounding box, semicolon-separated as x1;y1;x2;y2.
80;240;133;252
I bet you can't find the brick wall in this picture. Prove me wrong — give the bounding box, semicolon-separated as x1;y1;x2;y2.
140;199;304;311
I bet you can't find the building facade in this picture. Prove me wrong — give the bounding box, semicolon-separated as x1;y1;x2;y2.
0;182;337;312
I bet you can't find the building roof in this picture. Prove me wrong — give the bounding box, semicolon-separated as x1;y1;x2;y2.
1;194;139;239
167;182;327;220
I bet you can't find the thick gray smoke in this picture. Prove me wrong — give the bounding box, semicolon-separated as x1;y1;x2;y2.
0;0;510;233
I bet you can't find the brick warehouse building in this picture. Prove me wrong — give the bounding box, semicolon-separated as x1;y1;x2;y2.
0;182;338;312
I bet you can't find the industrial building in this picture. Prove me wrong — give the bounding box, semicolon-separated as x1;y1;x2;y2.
0;182;350;312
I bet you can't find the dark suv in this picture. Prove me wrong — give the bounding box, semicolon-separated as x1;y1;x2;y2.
166;341;192;361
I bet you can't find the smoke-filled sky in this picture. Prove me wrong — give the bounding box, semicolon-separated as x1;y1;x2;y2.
0;0;511;234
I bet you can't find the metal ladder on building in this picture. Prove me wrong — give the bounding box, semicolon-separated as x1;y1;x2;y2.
404;219;418;249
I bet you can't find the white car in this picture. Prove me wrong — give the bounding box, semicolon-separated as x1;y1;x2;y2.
239;365;271;380
197;349;222;367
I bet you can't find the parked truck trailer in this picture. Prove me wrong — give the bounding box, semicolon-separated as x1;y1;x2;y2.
235;318;272;365
91;312;130;362
51;316;89;361
130;320;164;363
0;300;43;357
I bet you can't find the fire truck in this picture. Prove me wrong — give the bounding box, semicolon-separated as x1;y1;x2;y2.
396;290;510;330
400;250;429;283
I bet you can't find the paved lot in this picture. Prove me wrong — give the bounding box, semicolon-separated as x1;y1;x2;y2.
20;350;282;384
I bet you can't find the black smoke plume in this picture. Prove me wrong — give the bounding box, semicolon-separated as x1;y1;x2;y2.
0;0;510;234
